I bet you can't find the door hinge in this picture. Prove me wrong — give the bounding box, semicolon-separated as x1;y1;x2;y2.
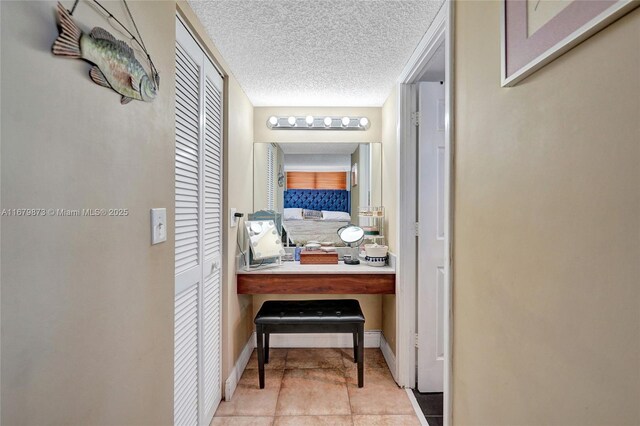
414;333;419;348
411;111;421;127
415;222;420;237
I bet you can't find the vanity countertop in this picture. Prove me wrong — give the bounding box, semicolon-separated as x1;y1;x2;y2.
237;260;395;275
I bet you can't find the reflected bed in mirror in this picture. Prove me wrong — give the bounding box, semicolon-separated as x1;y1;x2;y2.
254;142;382;246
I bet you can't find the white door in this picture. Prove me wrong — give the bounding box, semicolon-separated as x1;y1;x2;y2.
417;82;445;392
175;17;223;426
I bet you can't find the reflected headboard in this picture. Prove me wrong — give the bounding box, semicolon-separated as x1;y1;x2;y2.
284;189;350;213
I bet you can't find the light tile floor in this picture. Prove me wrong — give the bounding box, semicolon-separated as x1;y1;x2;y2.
212;348;420;426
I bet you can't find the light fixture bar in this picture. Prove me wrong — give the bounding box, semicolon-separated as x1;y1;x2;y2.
266;116;370;130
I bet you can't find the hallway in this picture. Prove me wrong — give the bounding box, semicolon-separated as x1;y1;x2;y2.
212;348;419;425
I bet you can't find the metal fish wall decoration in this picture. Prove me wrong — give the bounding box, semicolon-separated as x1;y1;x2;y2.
52;2;159;104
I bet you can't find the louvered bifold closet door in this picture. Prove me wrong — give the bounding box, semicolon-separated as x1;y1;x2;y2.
201;60;223;422
175;17;223;426
175;32;201;426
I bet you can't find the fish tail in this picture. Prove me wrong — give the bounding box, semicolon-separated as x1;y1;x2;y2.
52;2;82;58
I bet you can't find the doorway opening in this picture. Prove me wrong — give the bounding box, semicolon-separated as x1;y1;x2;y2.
395;2;453;425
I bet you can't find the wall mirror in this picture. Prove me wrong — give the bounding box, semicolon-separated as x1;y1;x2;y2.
254;142;382;246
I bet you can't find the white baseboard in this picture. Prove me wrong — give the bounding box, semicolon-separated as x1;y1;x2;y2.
406;388;429;426
251;330;381;348
224;335;254;401
380;332;397;382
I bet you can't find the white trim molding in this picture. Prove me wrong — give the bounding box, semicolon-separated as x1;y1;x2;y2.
395;1;447;390
252;330;381;348
443;2;454;423
395;1;454;425
380;333;397;382
224;335;254;401
395;81;417;390
406;389;429;426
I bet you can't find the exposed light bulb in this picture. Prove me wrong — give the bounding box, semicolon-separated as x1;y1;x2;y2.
359;117;369;127
324;117;332;127
341;116;350;127
288;116;296;126
305;115;314;126
268;116;278;127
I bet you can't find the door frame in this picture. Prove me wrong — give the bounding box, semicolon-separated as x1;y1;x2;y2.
395;1;454;424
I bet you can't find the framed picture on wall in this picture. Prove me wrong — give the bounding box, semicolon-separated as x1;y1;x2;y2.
501;0;639;87
351;163;358;187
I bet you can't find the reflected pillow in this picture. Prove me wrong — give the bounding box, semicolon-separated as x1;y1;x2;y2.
302;209;323;220
283;208;303;220
321;210;351;221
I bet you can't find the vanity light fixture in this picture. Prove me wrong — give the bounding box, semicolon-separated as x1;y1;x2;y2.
266;115;370;131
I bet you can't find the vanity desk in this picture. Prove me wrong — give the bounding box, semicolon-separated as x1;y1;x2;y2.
246;141;393;295
237;261;395;294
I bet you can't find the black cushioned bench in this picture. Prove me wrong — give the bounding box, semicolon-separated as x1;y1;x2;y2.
254;299;366;388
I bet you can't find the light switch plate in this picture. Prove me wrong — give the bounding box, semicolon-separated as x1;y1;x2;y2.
151;208;167;244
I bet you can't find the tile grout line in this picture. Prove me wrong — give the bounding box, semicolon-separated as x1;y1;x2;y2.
272;348;289;421
343;351;355;425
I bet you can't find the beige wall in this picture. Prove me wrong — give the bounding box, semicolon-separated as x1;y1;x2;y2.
254;107;382;144
381;87;398;355
381;87;399;255
1;1;176;423
253;143;269;211
0;3;257;423
453;3;640;425
176;2;256;388
224;76;255;379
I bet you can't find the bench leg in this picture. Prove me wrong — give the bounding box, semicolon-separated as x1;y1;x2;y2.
265;332;270;364
357;323;364;387
352;331;358;363
256;325;265;389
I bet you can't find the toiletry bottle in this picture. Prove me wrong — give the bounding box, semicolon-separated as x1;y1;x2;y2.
294;244;301;261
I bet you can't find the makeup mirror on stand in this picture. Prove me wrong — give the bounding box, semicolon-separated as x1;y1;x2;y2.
244;220;285;270
338;225;365;265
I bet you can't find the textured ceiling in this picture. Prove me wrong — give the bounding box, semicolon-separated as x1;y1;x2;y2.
188;0;444;106
279;143;359;155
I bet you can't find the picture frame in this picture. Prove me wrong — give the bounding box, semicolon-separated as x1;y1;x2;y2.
501;0;639;87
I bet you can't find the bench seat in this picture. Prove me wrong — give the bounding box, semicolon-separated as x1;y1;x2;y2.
254;299;365;388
